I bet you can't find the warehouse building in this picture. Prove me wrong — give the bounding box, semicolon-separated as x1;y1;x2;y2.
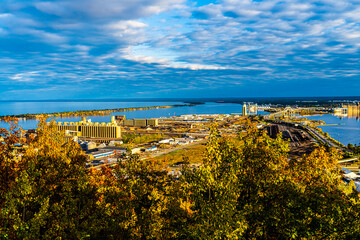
56;117;121;139
118;115;158;127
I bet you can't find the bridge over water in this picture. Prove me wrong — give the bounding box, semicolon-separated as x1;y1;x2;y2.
264;107;329;119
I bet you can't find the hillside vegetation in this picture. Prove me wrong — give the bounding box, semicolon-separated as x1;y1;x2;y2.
1;118;360;239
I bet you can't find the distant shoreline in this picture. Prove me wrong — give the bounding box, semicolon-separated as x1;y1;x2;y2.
1;96;360;102
0;103;199;120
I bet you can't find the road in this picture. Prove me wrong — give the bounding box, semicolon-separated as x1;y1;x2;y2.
338;157;359;164
300;123;350;152
302;125;338;148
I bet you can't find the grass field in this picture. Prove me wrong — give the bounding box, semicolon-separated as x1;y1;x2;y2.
149;143;207;166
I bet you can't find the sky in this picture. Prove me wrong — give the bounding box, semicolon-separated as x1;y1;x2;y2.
0;0;360;100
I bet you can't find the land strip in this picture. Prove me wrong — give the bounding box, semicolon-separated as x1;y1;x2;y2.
0;104;193;120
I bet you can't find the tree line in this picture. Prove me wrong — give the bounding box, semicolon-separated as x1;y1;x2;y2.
0;104;188;120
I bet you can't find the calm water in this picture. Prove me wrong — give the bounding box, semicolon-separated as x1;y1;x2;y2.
0;101;180;116
0;101;246;130
305;114;360;145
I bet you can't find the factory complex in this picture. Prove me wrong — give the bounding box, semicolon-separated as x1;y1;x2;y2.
56;116;121;139
334;103;360;119
56;115;159;141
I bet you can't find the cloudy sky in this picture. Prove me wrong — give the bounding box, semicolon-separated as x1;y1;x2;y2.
1;0;360;100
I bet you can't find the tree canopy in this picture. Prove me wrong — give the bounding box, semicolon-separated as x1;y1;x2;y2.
1;118;360;239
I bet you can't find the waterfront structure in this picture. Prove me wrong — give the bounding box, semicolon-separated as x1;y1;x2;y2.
146;119;158;126
334;107;347;116
134;119;147;127
242;103;258;116
248;104;258;115
115;115;125;124
56;117;121;139
123;119;134;126
346;103;360;118
243;104;247;116
337;103;360;119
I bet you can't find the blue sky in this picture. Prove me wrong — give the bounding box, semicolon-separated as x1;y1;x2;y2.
1;0;360;100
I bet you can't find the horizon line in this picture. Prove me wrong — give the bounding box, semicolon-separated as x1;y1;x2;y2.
1;96;360;102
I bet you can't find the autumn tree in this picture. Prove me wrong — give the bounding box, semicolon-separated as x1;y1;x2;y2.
181;122;360;239
2;118;360;239
179;124;248;239
0;117;27;238
92;154;183;239
0;117;26;200
0;119;100;239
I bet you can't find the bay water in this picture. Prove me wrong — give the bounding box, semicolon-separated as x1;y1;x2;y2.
305;114;360;146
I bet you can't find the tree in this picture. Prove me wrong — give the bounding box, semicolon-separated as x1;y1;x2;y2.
91;154;182;239
180;124;248;239
1;119;99;239
181;123;360;239
2;118;360;239
0;117;26;205
347;143;354;151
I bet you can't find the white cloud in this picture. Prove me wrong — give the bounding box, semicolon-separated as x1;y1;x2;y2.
104;20;148;44
34;0;185;19
0;13;13;19
344;32;360;39
2;0;360;98
123;53;169;65
0;13;41;28
121;47;226;70
168;63;226;70
9;71;41;82
106;20;148;30
34;2;68;16
24;29;67;43
345;8;360;21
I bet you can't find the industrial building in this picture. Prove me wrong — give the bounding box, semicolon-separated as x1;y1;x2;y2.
123;119;134;126
346;103;360;118
118;115;159;127
242;104;247;116
337;103;360;118
243;103;258;116
56;116;121;139
146;119;158;126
